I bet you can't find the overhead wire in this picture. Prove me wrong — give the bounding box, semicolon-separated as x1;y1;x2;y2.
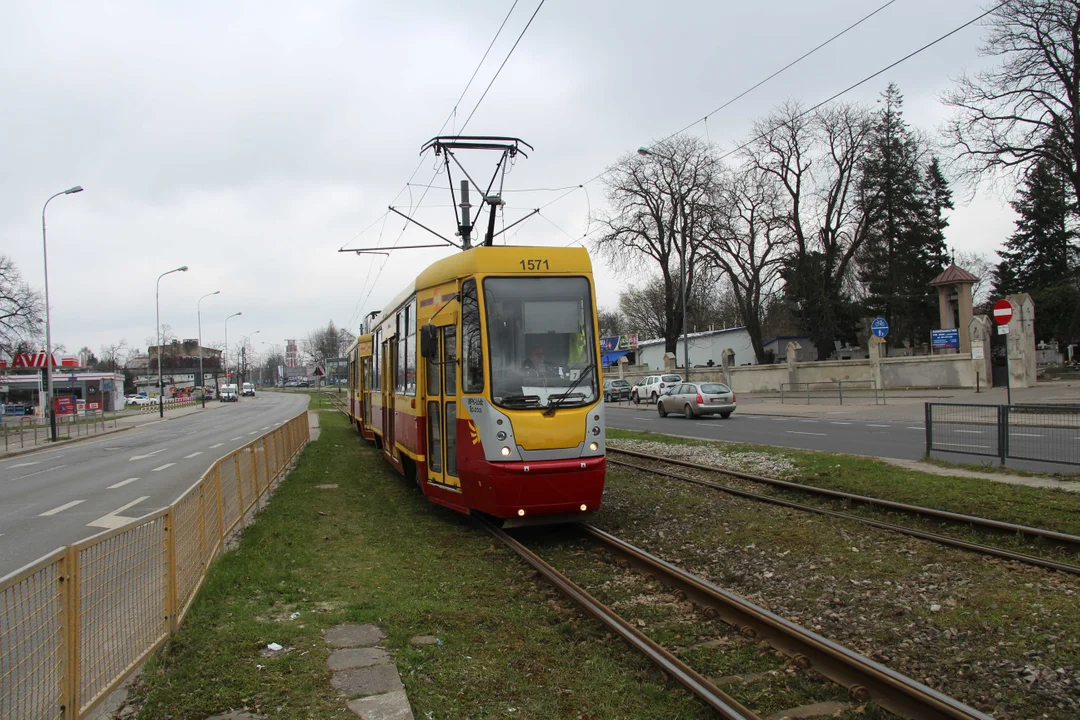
344;0;530;329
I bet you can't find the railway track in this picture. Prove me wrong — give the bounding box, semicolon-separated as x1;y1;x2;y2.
482;519;992;720
608;446;1080;576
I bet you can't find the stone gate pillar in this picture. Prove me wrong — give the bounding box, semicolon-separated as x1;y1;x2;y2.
968;315;993;389
720;348;735;387
1006;294;1037;388
785;341;801;387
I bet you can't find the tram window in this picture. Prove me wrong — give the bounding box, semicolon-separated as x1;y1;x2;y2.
461;279;484;393
427;401;442;473
373;331;381;391
443;327;456;396
406;299;416;396
425;330;439;397
396;312;406;394
445;402;458;477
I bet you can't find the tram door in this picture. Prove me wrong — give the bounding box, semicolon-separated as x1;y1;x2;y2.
384;339;396;456
424;324;460;487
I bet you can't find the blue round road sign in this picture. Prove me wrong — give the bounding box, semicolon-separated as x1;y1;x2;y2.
871;317;889;338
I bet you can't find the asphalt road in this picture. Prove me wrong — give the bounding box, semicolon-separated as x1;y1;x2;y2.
606;405;1080;473
0;391;309;578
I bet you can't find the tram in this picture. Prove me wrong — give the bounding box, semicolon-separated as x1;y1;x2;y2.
347;245;606;525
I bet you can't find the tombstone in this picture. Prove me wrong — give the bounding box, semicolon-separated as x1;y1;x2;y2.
664;352;677;373
720;348;735;387
930;264;978;354
1006;293;1038;388
785;341;801;387
968;315;993;388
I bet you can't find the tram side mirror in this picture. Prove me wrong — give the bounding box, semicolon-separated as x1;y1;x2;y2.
420;324;439;360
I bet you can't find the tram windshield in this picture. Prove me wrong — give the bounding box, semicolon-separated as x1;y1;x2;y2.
483;276;599;410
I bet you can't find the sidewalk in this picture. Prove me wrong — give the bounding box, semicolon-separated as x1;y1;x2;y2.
614;380;1080;424
0;401;225;459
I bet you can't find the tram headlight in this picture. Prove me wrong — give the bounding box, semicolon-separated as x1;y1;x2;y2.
501;446;511;456
496;430;507;441
591;426;601;436
589;442;598;451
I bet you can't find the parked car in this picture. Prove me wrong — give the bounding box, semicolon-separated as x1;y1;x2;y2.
297;380;310;387
603;378;632;402
631;374;683;404
125;395;154;407
241;382;256;397
657;382;736;418
220;384;239;402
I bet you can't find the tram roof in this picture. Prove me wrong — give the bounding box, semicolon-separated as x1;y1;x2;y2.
374;245;593;323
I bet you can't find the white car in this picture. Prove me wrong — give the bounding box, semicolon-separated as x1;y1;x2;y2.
631;374;683;404
241;382;255;397
125;395;154;407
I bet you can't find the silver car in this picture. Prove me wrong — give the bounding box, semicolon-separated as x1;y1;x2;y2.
657;382;736;418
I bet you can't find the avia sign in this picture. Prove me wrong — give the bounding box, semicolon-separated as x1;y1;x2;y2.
0;353;81;369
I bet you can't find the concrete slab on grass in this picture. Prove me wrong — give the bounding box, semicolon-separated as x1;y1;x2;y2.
331;664;404;697
328;647;391;671
325;623;385;648
347;690;415;720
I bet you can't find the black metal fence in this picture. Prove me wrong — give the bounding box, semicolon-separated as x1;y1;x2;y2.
780;380;885;405
926;402;1080;466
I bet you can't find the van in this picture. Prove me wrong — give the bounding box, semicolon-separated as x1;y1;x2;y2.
241;382;255;397
220;384;239;402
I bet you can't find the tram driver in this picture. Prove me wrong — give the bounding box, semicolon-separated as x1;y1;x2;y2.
523;346;554;375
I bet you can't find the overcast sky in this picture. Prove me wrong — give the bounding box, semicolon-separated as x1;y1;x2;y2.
2;0;1014;359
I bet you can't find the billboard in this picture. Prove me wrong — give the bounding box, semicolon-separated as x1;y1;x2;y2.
600;334;639;353
930;329;960;350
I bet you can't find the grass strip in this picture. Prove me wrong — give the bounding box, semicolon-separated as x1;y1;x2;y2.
128;411;717;719
609;429;1080;537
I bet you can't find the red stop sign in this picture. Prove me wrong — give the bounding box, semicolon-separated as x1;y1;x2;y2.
992;299;1013;325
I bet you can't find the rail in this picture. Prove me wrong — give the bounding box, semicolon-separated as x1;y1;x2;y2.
0;411;311;720
926;402;1080;466
483;517;990;719
780;380;884;405
607;447;1080;574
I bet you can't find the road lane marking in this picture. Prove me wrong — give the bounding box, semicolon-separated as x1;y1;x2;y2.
248;431;259;435
129;448;167;462
867;424;890;428
184;452;203;458
800;419;818;423
934;442;991;449
262;426;271;430
695;422;718;427
956;430;983;434
906;427;924;430
787;431;826;436
230;436;243;441
209;443;224;449
8;465;69;481
8;461;42;468
1011;433;1043;437
830;421;852;425
39;500;86;516
107;478;140;489
151;463;176;472
87;496;150;529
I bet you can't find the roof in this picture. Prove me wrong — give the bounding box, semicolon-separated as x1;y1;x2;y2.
929;264;979;286
637;327;748;348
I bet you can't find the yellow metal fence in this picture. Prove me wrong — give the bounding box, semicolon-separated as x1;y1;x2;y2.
0;411;311;720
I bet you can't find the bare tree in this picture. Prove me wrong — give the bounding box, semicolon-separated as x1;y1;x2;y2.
596;308;625;338
98;340;129;373
617;278;668;341
0;254;44;358
705;164;790;362
943;0;1080;210
594;135;720;353
303;320;348;366
951;249;996;309
747;102;873;360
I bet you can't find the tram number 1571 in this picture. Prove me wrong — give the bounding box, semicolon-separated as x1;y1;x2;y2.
519;259;549;271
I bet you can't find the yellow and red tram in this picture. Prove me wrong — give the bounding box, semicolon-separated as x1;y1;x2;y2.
347;245;606;524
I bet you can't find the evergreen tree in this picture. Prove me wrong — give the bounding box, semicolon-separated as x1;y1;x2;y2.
992;156;1080;341
856;84;948;347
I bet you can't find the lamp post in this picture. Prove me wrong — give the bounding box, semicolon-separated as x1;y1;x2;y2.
224;312;242;389
638;146;690;375
157;266;189;418
41;185;84;442
197;290;220;408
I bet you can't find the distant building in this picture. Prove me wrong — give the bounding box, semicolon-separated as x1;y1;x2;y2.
285;339;299;368
762;336;816;363
635;328;756;369
138;339;222;397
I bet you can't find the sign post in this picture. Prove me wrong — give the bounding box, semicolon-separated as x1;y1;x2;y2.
992;299;1013;405
869;318;888;404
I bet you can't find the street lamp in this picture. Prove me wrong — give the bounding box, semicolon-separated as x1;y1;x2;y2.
637;146;691;376
197;290;220;408
41;185;84;442
157;265;189;418
224;312;242;389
